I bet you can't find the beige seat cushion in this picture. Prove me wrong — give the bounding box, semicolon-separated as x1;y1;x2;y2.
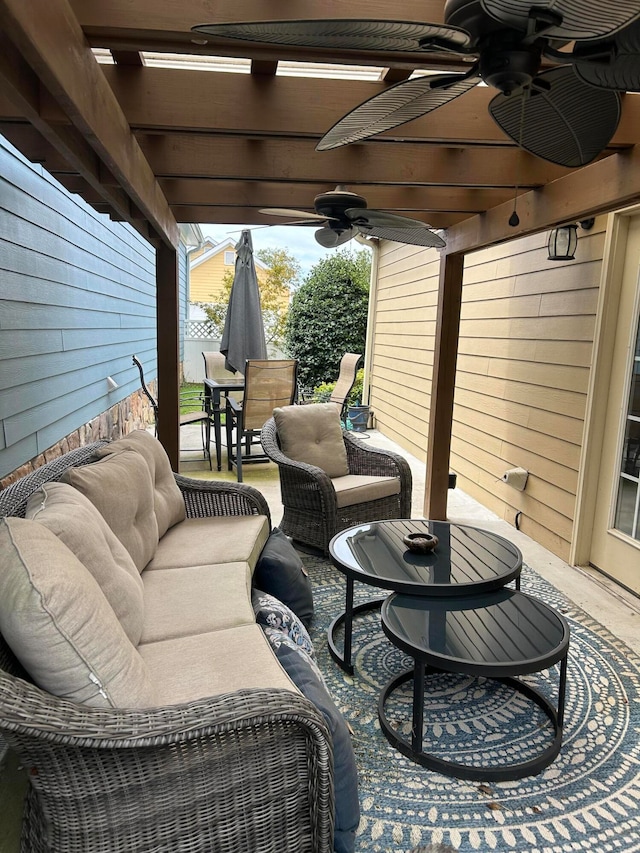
26;482;144;645
139;562;254;644
0;518;156;709
274;402;349;479
140;623;297;706
145;515;269;572
63;449;159;572
96;430;186;538
331;474;401;508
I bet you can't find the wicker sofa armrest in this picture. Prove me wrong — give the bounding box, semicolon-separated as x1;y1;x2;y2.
174;472;271;523
1;674;333;852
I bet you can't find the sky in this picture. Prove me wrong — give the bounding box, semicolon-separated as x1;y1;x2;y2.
199;223;371;282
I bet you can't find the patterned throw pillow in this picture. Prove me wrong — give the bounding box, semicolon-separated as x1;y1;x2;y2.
251;589;315;659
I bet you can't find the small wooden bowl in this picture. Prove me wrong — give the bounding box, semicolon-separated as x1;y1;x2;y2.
403;532;439;553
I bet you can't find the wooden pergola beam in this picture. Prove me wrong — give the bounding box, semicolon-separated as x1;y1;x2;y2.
0;0;178;249
444;147;640;255
424;252;464;520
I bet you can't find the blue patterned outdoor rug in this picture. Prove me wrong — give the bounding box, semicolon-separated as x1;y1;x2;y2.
300;552;640;853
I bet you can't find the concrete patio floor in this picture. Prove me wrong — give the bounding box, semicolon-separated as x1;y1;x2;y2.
180;426;640;656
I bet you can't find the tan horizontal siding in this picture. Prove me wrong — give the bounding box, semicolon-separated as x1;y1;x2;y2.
369;219;604;561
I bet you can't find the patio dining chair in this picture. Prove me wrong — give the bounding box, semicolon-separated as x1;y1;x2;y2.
226;359;298;482
202;350;244;403
328;352;363;420
132;355;213;469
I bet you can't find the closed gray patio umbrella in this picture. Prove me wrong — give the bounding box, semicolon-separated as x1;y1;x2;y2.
220;229;267;374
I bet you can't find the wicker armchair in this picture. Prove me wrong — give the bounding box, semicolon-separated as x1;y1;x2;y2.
261;415;412;554
0;443;334;853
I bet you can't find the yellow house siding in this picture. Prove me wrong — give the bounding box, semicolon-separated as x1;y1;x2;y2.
370;222;605;562
189;246;285;307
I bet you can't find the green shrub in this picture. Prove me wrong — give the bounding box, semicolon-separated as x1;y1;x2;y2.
285;249;371;390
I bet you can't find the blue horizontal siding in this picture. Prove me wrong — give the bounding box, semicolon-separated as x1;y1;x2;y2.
0;135;188;479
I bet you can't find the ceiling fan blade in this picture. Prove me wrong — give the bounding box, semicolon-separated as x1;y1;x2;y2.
315;226;356;248
489;66;621;167
481;0;640;40
573;19;640;91
355;223;446;248
260;207;331;221
317;72;480;151
345;208;434;229
192;19;471;53
347;208;445;247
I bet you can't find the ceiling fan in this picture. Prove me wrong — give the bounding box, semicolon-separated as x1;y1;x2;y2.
259;185;446;248
193;0;640;168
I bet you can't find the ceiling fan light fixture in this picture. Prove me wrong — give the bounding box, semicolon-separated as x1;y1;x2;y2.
547;223;578;260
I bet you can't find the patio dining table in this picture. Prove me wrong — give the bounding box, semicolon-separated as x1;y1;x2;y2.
203;376;244;471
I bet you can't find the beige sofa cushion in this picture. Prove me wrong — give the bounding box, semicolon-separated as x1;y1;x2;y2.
332;474;401;508
145;515;269;573
139;562;254;644
96;430;186;537
273;402;349;479
140;623;296;706
25;482;145;645
63;449;159;572
0;518;156;709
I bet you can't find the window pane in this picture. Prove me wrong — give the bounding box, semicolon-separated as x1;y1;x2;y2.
622;420;640;477
629;359;640;418
614;477;637;537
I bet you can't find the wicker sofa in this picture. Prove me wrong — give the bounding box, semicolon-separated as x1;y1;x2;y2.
0;430;334;853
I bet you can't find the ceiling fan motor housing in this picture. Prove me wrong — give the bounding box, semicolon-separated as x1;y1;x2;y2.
314;188;368;226
479;36;542;94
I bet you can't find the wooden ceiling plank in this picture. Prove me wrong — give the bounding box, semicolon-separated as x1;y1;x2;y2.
443;149;640;255
72;0;447;30
136;133;568;187
93;68;639;148
157;178;513;212
0;0;178;248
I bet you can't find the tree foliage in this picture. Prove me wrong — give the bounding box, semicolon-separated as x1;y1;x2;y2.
284;248;371;391
198;245;300;350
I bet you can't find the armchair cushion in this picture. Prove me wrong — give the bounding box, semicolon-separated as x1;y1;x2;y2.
63;449;159;572
0;517;156;709
253;527;314;628
273;402;349;479
331;474;401;509
96;429;186;537
25;482;144;645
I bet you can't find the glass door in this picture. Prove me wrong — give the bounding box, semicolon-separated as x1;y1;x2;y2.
614;324;640;540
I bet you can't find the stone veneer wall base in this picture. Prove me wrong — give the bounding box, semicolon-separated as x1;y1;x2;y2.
0;386;156;491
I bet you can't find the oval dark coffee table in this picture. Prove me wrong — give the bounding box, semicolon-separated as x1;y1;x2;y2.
379;589;570;781
328;520;522;674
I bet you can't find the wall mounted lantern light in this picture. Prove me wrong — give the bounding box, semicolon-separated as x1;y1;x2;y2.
547;218;595;261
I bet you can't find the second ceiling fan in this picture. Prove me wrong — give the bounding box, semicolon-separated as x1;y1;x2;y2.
260;186;446;248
